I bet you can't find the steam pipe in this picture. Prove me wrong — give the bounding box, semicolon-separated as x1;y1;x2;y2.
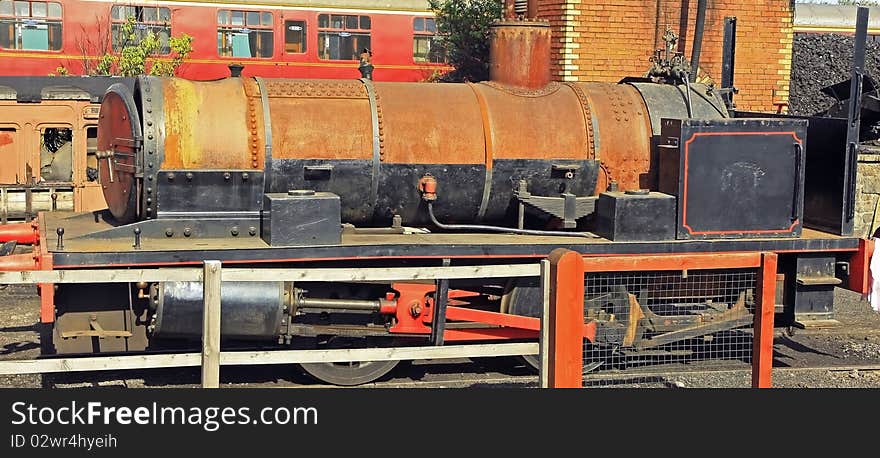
679;70;694;118
689;0;707;83
427;202;593;238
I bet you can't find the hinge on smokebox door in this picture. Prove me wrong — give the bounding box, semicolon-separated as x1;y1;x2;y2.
95;136;144;182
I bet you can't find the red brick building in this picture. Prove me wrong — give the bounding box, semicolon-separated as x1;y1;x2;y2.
529;0;793;113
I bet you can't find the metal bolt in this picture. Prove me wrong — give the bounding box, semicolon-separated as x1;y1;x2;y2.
186;172;194;181
242;172;249;181
409;301;422;318
231;227;239;236
248;227;257;236
165;228;174;237
223;172;231;181
183;228;192;237
133;227;141;249
167;173;175;181
56;227;64;250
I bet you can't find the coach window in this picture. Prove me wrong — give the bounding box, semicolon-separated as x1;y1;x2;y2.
0;1;63;51
413;17;444;63
284;20;306;53
111;6;172;54
317;14;370;61
85;126;98;181
39;127;72;182
218;10;274;58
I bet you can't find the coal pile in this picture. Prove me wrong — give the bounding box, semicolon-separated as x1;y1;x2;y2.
789;33;880;116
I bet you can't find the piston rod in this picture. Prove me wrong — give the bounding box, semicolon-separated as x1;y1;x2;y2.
294;294;397;315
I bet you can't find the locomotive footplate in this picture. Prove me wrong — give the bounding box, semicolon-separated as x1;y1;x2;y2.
41;211;861;267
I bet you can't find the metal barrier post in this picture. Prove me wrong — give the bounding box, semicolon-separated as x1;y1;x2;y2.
202;260;222;388
547;248;585;388
752;252;777;388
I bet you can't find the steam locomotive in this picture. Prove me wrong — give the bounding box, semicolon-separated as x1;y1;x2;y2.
0;17;871;386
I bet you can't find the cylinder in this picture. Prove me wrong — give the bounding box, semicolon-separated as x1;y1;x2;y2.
152;281;285;340
489;21;551;89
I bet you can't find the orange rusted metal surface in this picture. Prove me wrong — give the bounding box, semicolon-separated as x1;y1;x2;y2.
474;81;590;161
578;83;654;192
376;82;484;164
489;20;551;90
753;252;778;388
161;78;263;170
266;79;372;161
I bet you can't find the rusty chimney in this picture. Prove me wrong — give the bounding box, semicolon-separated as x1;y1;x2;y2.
489;19;551;89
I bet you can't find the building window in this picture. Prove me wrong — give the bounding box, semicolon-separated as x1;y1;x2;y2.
284;20;306;53
111;6;171;54
317;14;370;61
217;9;273;58
0;1;62;51
413;17;444;63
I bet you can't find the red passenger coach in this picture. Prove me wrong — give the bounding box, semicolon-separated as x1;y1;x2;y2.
0;0;450;81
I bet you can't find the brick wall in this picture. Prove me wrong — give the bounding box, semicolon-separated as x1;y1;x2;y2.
534;0;793;113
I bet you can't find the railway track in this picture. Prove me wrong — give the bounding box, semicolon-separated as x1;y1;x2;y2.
20;356;880;389
351;363;880;389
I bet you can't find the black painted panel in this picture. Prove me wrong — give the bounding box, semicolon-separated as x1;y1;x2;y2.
659;118;807;239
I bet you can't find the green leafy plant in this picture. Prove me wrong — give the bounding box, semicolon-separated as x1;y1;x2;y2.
95;16;193;77
428;0;503;82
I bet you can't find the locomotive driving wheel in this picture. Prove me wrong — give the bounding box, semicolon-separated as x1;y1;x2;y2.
299;336;399;386
502;279;604;372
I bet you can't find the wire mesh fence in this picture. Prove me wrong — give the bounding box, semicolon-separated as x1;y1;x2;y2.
580;268;758;388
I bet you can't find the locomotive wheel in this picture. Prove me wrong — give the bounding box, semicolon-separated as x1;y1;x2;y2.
502;281;544;371
503;280;602;373
299;337;399;386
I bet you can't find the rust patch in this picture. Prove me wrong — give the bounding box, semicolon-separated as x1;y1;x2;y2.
578;83;653;192
162;78;259;170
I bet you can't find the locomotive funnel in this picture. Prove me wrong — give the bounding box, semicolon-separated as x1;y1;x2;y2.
489;20;552;89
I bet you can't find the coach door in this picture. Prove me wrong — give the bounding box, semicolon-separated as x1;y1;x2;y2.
0;124;22;184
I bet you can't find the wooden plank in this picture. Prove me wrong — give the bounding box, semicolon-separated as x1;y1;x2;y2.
220;264;541;282
0;268;204;284
202;261;222;388
0;264;541;285
220;343;539;365
539;259;551;389
0;343;539;375
0;353;202;375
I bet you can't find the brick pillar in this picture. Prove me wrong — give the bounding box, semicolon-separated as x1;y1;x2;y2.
534;0;793;112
